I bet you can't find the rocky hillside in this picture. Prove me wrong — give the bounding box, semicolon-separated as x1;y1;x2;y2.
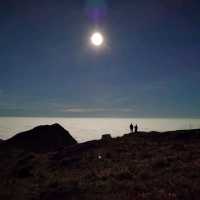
0;128;200;200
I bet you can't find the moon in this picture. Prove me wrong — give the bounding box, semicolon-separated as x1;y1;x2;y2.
90;32;104;47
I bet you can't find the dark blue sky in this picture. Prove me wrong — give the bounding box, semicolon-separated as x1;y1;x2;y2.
0;0;200;117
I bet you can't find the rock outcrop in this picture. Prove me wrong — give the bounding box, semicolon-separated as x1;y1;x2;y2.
1;123;77;153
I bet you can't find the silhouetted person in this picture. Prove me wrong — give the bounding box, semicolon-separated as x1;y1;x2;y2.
130;123;133;133
134;124;138;133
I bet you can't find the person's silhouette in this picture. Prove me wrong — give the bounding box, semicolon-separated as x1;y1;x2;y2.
134;124;138;133
130;123;133;133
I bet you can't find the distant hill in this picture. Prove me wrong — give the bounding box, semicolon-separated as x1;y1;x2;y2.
1;123;77;153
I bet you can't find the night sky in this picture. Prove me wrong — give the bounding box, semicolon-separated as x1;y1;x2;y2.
0;0;200;117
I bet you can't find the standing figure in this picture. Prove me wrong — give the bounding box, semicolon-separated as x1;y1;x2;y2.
134;124;138;133
130;123;133;133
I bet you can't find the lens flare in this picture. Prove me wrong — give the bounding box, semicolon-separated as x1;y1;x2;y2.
86;0;107;23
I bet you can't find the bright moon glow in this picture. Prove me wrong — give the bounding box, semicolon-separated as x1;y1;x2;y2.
90;32;104;46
